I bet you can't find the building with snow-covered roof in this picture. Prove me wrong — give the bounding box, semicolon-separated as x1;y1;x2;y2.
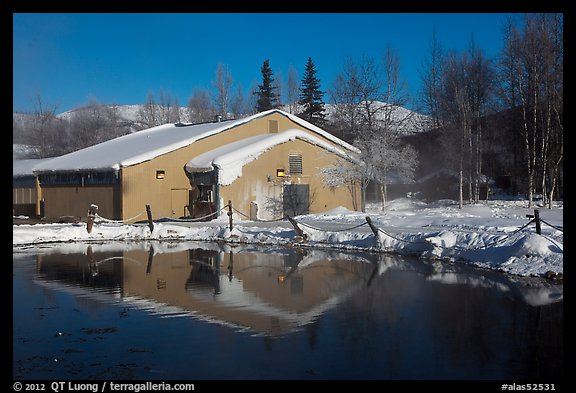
33;109;361;221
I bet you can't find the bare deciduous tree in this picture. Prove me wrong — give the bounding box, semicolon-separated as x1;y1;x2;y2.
326;50;419;210
137;89;181;128
419;28;444;129
212;62;233;119
230;83;248;118
27;95;67;158
188;89;217;123
499;13;563;208
138;91;160;128
287;64;299;114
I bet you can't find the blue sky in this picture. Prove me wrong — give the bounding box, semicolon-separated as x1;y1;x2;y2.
13;13;516;114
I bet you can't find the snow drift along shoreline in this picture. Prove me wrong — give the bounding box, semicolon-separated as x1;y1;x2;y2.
13;198;563;280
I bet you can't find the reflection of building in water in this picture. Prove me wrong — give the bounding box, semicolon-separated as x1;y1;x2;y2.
36;246;376;336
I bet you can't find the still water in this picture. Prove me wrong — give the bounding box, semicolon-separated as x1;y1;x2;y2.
13;241;563;380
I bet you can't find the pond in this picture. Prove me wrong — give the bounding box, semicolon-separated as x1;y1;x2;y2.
13;241;563;380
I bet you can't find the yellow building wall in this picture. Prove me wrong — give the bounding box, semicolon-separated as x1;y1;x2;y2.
38;112;359;221
219;138;361;220
40;185;118;220
121;112;359;221
13;187;36;205
13;178;43;217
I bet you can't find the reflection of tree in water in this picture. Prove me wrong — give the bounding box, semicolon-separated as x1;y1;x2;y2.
427;279;562;379
426;283;506;376
328;260;563;379
307;319;320;350
507;301;563;379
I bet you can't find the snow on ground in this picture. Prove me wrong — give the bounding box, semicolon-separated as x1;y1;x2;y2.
13;198;563;279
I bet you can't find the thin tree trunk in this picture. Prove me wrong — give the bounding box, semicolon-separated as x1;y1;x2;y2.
379;183;387;211
459;125;465;209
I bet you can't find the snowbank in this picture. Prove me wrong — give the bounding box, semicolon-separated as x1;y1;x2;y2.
13;199;563;279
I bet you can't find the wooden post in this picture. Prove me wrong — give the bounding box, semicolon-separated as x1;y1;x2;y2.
287;216;307;241
86;204;98;233
366;262;379;287
228;250;234;282
534;209;541;235
146;245;154;274
227;200;233;231
365;216;381;247
365;216;379;237
146;204;154;233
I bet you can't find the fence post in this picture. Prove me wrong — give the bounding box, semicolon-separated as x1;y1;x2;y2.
228;250;234;282
365;216;379;237
287;216;307;241
227;200;233;231
146;204;154;233
86;204;98;233
146;245;154;274
534;209;541;235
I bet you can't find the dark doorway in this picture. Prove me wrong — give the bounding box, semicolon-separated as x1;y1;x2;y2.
283;184;310;217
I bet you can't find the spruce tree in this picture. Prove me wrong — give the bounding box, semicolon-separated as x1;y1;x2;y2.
254;59;279;112
298;57;326;127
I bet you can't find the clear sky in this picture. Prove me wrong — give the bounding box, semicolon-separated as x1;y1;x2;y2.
13;13;517;114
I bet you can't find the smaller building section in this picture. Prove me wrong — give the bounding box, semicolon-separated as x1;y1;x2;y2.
185;129;357;220
13;159;46;217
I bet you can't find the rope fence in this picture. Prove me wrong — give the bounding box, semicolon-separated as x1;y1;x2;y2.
297;219;369;232
540;218;563;232
85;202;562;254
95;211;146;224
155;207;227;223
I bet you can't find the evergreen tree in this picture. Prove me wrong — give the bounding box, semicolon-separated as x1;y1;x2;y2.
254;59;280;112
298;57;326;126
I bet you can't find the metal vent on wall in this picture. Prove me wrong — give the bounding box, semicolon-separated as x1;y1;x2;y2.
289;153;303;175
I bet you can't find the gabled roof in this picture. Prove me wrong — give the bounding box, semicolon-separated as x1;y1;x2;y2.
32;109;359;173
185;129;356;185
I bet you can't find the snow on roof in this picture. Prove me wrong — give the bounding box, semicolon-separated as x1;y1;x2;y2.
32;109;359;173
13;159;51;177
186;129;355;185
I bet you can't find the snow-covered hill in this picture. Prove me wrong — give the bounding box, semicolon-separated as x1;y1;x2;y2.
323;101;433;135
55;104;155;123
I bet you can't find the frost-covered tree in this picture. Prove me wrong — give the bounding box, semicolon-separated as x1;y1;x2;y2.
327;50;419;210
321;154;365;212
